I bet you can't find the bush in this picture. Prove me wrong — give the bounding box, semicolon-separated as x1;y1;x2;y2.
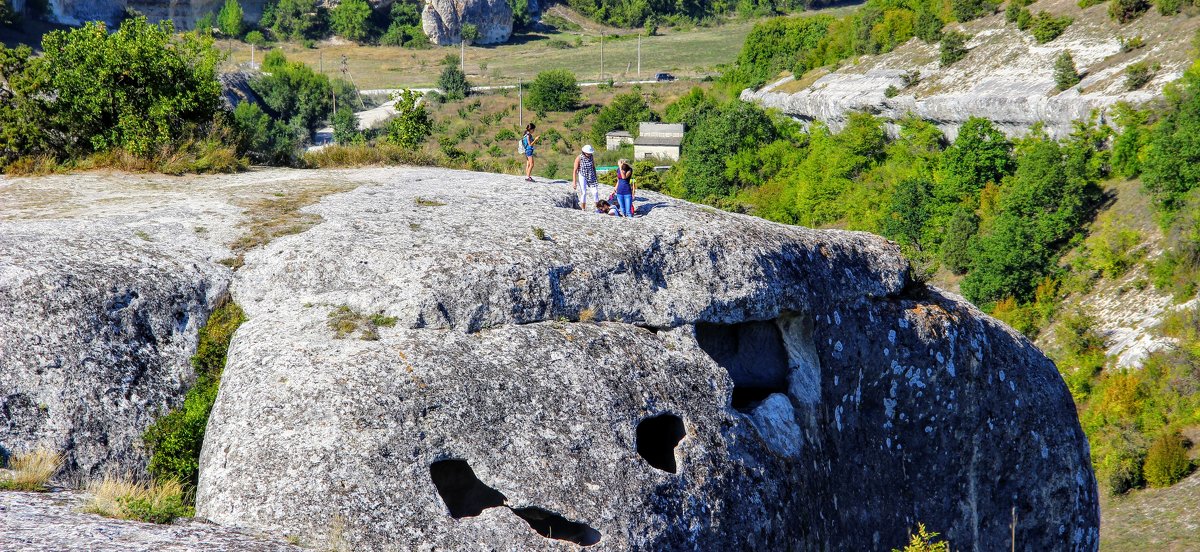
1015;7;1033;29
526;69;581;112
940;31;970;67
1125;61;1154;91
884;85;900;98
1085;213;1142;277
332;106;361;144
1030;12;1072;43
438;65;471;100
0;17;223;166
384;89;432;148
1144;432;1193;487
1118;35;1144;52
330;0;373;42
1157;0;1183;15
892;523;951;552
952;0;998;22
143;301;245;493
1109;0;1150;23
1054;51;1081;91
232;101;298;165
269;0;328;41
914;10;943;42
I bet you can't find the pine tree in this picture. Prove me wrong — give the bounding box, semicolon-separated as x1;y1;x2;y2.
1054;51;1081;91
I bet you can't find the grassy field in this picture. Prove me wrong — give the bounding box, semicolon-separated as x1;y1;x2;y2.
219;20;756;90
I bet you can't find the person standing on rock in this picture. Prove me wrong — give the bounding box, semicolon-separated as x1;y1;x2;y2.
521;123;540;182
573;145;599;212
614;160;635;218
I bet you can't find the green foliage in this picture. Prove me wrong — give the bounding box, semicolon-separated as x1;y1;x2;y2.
144;301;245;493
881;177;933;248
0;0;16;26
244;29;267;46
914;10;944;42
232;101;299;164
940;31;970;67
526;69;581;112
1109;0;1150;22
218;0;244;37
1125;62;1155;91
1149;191;1200;299
250;50;335;137
723;15;833;89
1054;51;1081;91
1084;213;1143;277
565;0;762;27
438;65;471;100
0;17;223;168
267;0;327;40
460;22;480;43
118;493;194;524
674;99;777;201
331;0;373;42
385;89;432;148
1111;103;1149;178
940;207;978;273
332;106;362;144
952;0;997;22
1143;70;1200;215
592;92;657;143
1030;11;1072;43
379;2;427;47
1118;34;1144;52
892;523;951;552
1157;0;1183;15
938;117;1014;202
1144;432;1193;487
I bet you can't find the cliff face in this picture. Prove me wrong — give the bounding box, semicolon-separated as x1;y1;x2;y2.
745;0;1199;139
195;168;1098;551
422;0;513;45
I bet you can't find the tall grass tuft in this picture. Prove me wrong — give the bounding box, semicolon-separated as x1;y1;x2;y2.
83;476;194;524
0;448;63;491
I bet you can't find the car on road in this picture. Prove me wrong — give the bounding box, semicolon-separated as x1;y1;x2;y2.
655;72;676;82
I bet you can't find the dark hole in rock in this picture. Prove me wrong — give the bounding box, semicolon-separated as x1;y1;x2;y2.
429;459;507;518
510;506;602;547
636;414;686;473
695;321;789;412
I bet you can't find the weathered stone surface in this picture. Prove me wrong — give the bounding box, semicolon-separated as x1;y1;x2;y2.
422;0;513;46
0;220;230;479
0;489;303;551
196;167;1100;551
744;3;1199;139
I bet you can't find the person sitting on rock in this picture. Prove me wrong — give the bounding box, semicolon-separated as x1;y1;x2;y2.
573;145;599;212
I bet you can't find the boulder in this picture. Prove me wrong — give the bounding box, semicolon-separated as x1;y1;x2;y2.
0;221;230;479
422;0;513;46
196;167;1100;550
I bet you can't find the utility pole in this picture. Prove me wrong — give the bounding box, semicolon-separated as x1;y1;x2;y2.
600;33;604;82
250;44;255;67
461;39;465;72
518;76;523;129
637;34;641;78
319;50;323;74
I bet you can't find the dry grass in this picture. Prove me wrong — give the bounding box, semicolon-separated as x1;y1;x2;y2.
303;143;437;168
578;307;597;323
0;448;63;491
229;184;356;261
82;476;193;524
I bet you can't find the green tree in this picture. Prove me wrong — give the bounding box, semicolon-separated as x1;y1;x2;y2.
914;10;943;42
385;89;432;148
677;100;776;201
882;178;934;249
270;0;326;40
0;17;223;163
217;0;244;37
232;101;298;164
437;64;471;100
330;0;373;42
1143;70;1200;214
1054;51;1080;91
939;30;970;67
526;69;581;112
592;91;657;144
940;206;978;274
938;117;1014;202
250;50;334;137
664;86;719;128
1029;11;1072;43
1109;0;1150;22
952;0;996;22
460;22;480;43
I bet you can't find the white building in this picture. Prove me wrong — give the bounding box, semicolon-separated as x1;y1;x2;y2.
605;130;633;151
633;123;684;162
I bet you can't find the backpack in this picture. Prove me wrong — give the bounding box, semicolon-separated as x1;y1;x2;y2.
517;134;528;156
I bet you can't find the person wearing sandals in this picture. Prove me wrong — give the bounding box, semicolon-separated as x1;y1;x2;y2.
573;144;599;211
521;123;540;182
614;159;635;218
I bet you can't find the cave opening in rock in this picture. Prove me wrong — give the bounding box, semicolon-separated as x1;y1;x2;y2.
636;414;686;473
429;459;508;518
695;320;790;412
510;506;602;547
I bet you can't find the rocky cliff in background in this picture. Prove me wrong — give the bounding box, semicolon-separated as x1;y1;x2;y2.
745;0;1198;139
194;168;1099;550
422;0;513;45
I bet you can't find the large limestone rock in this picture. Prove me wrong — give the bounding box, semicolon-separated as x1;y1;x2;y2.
36;0;266;29
744;2;1197;139
422;0;513;46
0;221;229;478
196;167;1100;550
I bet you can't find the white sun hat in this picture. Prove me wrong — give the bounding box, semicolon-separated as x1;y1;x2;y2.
582;144;595;154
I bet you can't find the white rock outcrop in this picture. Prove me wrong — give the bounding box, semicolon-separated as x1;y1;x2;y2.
422;0;513;46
